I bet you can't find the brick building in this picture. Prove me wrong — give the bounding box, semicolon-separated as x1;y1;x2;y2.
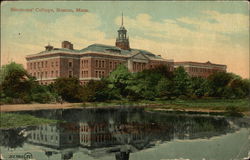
174;61;227;78
26;16;173;85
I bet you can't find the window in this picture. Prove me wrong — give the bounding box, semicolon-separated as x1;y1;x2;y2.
37;134;40;140
45;61;47;68
69;71;72;78
99;60;101;68
110;62;113;69
51;62;54;67
69;61;72;67
51;71;54;77
41;62;44;68
99;71;101;78
85;60;88;67
68;135;72;141
82;71;84;77
95;71;98;78
56;61;58;67
45;72;47;78
95;60;98;68
34;62;36;69
102;61;105;68
30;63;32;69
33;133;36;140
56;71;58;77
37;72;40;78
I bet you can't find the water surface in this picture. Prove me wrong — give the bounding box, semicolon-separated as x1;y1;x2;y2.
1;107;249;160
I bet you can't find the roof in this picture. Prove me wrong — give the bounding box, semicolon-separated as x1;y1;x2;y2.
37;48;80;55
80;44;163;59
27;43;165;60
174;61;227;67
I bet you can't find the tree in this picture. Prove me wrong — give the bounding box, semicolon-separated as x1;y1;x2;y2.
207;72;234;97
30;85;57;103
227;76;250;98
107;64;132;98
0;129;27;149
0;62;36;103
82;79;112;102
189;77;207;98
156;77;174;99
173;66;191;97
52;77;83;102
127;65;173;100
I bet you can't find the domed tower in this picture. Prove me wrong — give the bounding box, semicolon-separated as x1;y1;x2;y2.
115;13;130;50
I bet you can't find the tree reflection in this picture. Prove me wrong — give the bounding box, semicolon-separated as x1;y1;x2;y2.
0;128;28;149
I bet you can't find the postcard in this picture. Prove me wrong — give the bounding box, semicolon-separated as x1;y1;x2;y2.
0;1;249;160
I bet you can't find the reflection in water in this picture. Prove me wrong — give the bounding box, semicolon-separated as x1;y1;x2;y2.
1;108;249;160
0;128;28;149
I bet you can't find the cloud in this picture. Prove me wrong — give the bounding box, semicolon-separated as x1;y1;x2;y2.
115;11;249;78
1;9;249;78
178;10;249;33
1;12;114;65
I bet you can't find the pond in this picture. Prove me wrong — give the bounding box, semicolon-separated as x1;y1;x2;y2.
1;107;250;160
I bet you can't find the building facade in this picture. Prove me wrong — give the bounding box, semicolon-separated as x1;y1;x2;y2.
174;61;227;78
26;17;173;85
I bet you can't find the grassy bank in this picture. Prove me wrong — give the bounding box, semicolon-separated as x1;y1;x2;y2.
153;98;250;111
80;98;250;115
0;113;58;129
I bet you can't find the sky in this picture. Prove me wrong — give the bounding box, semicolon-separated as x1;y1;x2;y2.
1;1;249;78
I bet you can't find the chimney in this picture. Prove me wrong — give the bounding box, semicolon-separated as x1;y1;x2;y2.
45;44;53;51
62;41;73;50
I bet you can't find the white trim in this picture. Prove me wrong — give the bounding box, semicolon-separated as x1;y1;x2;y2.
79;77;101;80
36;77;57;80
26;56;80;61
174;64;226;70
80;55;127;61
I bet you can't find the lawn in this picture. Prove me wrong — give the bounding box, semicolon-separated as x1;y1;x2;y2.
0;113;58;129
80;98;250;115
156;98;250;111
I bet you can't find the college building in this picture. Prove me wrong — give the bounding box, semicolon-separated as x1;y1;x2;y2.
26;16;174;85
26;15;226;84
174;61;227;78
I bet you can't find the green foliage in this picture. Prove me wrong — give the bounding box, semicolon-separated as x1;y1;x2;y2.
206;72;233;97
52;77;83;102
0;113;57;129
126;65;172;100
1;62;249;104
189;77;207;98
82;79;113;102
0;62;36;103
156;78;174;99
206;72;250;98
107;64;133;97
225;106;244;117
173;66;191;97
31;85;58;103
